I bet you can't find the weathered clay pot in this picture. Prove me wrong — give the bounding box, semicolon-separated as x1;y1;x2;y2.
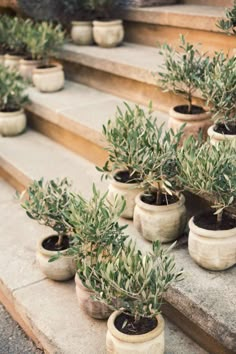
36;235;76;281
106;311;165;354
107;174;142;219
189;217;236;271
208;125;236;145
75;274;112;319
4;54;22;70
71;21;93;45
93;20;124;48
0;109;26;136
19;58;42;82
169;106;212;140
134;193;187;243
32;63;64;92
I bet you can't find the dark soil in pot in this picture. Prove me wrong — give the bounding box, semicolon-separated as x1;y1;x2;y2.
174;105;205;115
114;170;142;184
0;107;20;113
42;235;70;251
115;313;157;335
194;211;236;231
214;123;236;135
36;64;57;69
141;192;178;206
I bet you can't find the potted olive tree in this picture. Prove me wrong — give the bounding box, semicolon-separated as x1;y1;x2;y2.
0;64;28;136
0;15;10;64
61;0;94;45
97;104;157;219
89;0;124;47
4;16;29;70
65;185;127;319
133;124;187;243
78;240;183;353
29;22;65;92
200;52;236;144
159;35;211;139
21;178;76;281
178;136;236;271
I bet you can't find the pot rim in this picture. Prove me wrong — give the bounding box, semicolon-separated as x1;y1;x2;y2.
20;58;42;65
75;273;94;294
33;63;63;74
208;125;236;140
189;216;236;238
135;192;185;212
4;54;22;60
0;108;24;117
107;310;164;343
37;234;70;256
93;19;123;26
111;170;141;189
72;20;92;26
169;106;211;122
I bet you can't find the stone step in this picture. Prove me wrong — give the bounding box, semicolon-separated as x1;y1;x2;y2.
0;177;208;354
26;80;168;166
120;5;235;54
0;130;235;354
182;0;233;7
57;43;203;113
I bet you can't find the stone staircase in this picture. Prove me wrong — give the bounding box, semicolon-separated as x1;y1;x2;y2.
0;1;235;354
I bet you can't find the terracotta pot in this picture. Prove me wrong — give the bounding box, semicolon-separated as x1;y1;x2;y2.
168;106;212;140
134;193;187;243
75;274;112;319
4;54;22;70
0;109;26;136
208;125;236;145
189;217;236;271
19;58;42;82
71;21;93;45
106;311;165;354
107;173;142;219
36;235;76;281
93;20;124;48
32;63;64;92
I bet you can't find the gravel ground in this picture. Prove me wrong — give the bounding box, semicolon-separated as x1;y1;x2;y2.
0;304;44;354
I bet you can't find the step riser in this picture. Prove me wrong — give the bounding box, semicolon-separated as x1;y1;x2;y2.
124;23;236;54
62;60;204;114
182;0;233;7
0;159;233;354
27;110;108;168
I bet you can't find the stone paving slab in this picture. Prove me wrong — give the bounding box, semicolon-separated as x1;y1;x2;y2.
0;178;207;354
0;130;235;352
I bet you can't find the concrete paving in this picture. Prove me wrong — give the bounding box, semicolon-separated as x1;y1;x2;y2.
0;304;43;354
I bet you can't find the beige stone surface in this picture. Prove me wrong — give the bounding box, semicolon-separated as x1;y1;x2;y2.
120;5;225;32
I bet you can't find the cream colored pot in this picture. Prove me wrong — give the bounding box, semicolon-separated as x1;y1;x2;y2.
0;109;26;136
134;193;187;243
93;20;124;48
189;217;236;271
107;176;142;219
75;274;112;319
19;59;42;82
4;54;22;70
32;63;64;92
106;311;165;354
169;106;211;140
36;235;76;281
208;125;236;145
71;21;93;45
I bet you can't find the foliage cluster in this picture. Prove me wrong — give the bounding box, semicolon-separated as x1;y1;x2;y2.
159;35;209;113
78;240;183;323
217;0;236;35
0;64;29;112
